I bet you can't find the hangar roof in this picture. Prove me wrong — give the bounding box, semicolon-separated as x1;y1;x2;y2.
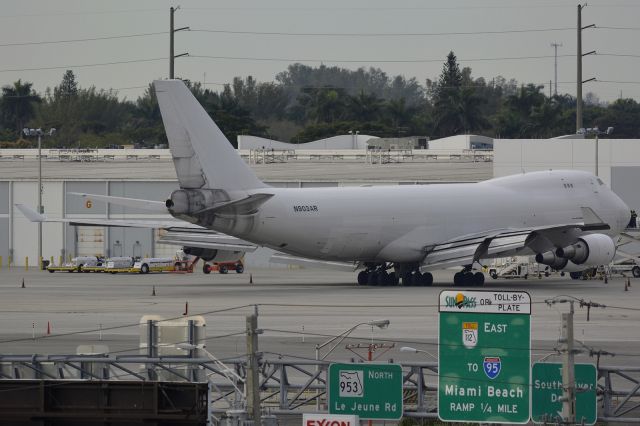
0;158;491;183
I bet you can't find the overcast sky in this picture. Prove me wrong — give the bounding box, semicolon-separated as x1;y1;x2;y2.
1;0;639;103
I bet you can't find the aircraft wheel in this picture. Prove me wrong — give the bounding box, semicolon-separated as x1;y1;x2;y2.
377;271;389;286
491;272;498;279
357;271;368;285
367;271;378;286
632;266;640;278
460;272;473;286
422;272;433;286
569;271;582;280
453;272;463;286
203;264;212;274
402;272;413;286
388;272;399;286
473;272;485;287
140;263;150;274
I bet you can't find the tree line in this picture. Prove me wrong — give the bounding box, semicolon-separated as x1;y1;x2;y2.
1;52;639;149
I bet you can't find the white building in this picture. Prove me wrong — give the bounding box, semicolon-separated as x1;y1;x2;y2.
238;134;377;150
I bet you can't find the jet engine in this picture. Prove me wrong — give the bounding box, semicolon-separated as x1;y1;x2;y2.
166;189;228;216
535;233;616;270
183;247;243;263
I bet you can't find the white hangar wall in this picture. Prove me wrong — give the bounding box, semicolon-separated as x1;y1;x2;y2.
494;138;640;210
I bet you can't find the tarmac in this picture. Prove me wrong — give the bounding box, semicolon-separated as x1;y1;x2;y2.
1;266;639;370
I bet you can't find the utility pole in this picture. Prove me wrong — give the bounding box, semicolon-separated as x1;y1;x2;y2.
576;4;595;132
169;6;189;79
560;301;576;424
550;42;562;96
246;314;261;423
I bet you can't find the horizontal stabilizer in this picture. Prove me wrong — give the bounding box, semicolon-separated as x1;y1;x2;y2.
15;204;46;222
69;193;167;213
270;253;357;272
16;203;198;229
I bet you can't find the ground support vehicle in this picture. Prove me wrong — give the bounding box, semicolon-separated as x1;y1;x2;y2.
202;260;244;274
106;256;198;274
47;256;102;273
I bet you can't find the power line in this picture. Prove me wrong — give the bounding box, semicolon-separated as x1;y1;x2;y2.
190;27;574;37
190;53;572;64
0;8;165;19
0;304;254;344
0;32;166;48
0;58;166;73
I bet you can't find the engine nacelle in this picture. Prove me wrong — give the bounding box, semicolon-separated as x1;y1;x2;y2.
166;189;229;216
535;251;568;270
556;233;616;266
183;247;243;263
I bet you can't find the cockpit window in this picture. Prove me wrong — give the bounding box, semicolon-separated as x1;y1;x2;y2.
597;178;604;185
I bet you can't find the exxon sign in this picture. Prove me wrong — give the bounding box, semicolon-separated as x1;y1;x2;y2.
303;414;359;426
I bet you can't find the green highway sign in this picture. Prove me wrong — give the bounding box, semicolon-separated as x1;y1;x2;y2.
531;363;597;425
328;363;403;420
438;290;531;424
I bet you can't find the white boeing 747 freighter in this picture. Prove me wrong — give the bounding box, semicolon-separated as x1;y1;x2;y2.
152;79;630;286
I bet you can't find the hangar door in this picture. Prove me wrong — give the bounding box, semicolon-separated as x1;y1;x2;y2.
611;167;640;211
75;226;105;257
109;227;153;258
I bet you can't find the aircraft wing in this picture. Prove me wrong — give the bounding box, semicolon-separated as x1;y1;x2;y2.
269;252;357;271
421;223;600;271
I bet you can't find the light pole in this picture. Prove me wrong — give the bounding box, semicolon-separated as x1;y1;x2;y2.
315;319;390;409
400;346;437;360
23;127;56;267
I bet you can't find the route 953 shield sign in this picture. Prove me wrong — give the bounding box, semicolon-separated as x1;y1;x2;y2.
438;290;531;424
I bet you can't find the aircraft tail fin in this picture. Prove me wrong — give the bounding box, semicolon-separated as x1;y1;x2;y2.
154;79;265;192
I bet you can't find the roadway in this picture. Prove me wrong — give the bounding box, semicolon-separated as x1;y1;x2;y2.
0;267;639;370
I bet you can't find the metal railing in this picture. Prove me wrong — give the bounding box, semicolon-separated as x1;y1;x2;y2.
1;354;638;422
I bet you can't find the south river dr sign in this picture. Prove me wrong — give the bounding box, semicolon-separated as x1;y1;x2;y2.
438;290;531;424
328;363;403;420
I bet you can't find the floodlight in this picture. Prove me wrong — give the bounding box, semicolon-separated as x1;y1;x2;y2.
367;319;390;329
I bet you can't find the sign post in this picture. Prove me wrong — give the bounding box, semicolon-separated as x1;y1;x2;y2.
438;290;531;423
328;363;403;420
531;362;597;425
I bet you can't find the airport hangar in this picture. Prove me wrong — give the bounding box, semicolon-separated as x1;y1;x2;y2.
1;136;639;267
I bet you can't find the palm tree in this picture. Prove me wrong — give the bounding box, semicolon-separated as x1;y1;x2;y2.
348;91;383;122
1;80;39;136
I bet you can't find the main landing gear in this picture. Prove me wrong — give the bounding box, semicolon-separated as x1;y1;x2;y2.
357;263;433;287
453;266;485;287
